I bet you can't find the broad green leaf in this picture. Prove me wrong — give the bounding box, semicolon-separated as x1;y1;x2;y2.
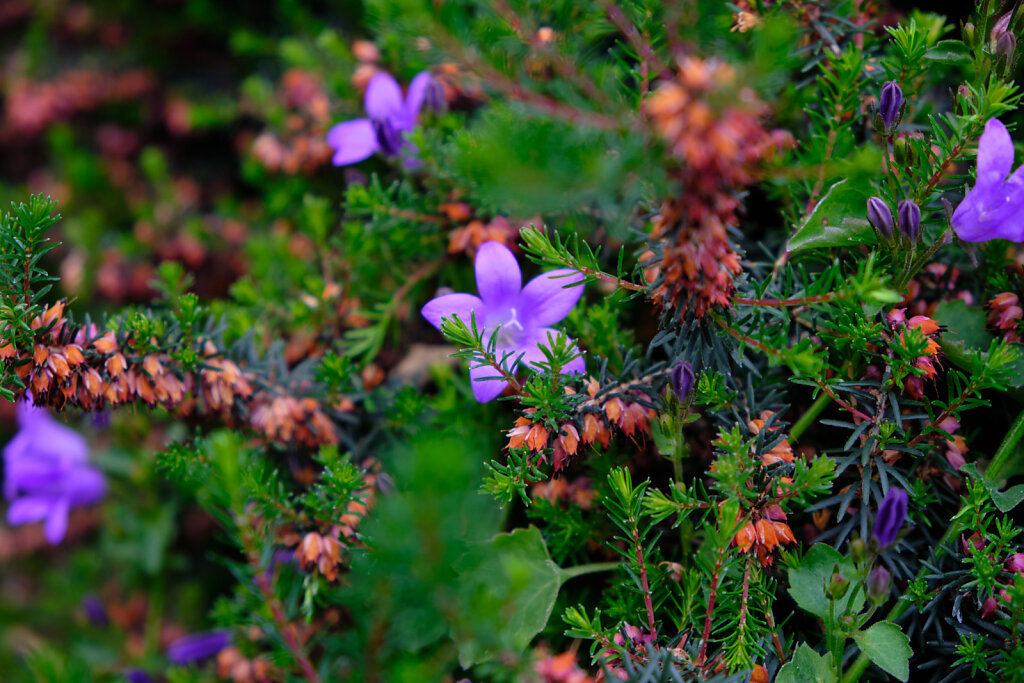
925;40;971;65
961;462;1024;512
933;300;994;350
788;180;877;252
852;621;912;681
775;644;838;683
787;543;864;619
453;526;563;666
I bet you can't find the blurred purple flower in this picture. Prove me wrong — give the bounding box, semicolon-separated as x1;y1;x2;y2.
3;400;106;544
326;71;432;165
82;594;109;626
124;670;154;683
952;118;1024;242
166;629;231;664
421;241;586;402
872;487;908;547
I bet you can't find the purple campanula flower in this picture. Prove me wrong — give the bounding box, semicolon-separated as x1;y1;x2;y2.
82;595;109;626
165;629;231;664
897;199;921;242
124;669;154;683
952;118;1024;242
421;241;586;403
326;71;432;166
872;487;908;547
670;361;695;402
3;400;106;544
878;81;902;133
867;197;894;239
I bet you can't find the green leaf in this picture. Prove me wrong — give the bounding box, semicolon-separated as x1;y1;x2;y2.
788;180;877;252
924;39;971;65
933;300;993;350
775;644;838;683
453;526;564;666
852;621;912;681
787;543;864;619
961;462;1024;512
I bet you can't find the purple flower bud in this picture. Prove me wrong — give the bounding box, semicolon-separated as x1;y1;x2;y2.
82;595;108;626
996;31;1016;65
993;12;1013;43
867;566;892;604
879;81;902;132
370;117;403;157
872;487;908;547
867;197;894;239
825;571;850;600
670;361;695;402
424;77;447;113
897;199;921;242
1007;553;1024;574
124;669;154;683
165;629;231;664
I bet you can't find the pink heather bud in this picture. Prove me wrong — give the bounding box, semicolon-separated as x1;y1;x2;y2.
1007;553;1024;573
981;596;999;619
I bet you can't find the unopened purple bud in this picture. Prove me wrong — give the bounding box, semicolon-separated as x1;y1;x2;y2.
897;199;921;242
867;566;892;604
879;81;902;132
872;487;908;546
1007;553;1024;574
424;78;447;113
124;670;154;683
996;31;1016;65
82;595;108;626
165;630;230;664
370;117;403;157
867;197;894;239
993;12;1013;43
670;361;695;402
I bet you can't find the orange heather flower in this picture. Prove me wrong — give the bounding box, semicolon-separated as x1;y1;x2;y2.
734;517;796;566
989;292;1022;342
747;410;795;466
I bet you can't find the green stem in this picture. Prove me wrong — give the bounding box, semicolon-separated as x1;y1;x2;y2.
560;561;620;581
144;571;166;657
986;407;1024;481
791;391;832;441
841;408;1024;681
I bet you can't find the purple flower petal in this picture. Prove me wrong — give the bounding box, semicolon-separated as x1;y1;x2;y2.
166;630;231;664
6;495;55;524
43;496;70;544
421;293;485;331
474;242;521;307
65;465;108;506
327;119;379;166
518;269;585;327
469;362;510;403
978;118;1014;186
518;328;586;375
364;72;405;121
403;71;433;128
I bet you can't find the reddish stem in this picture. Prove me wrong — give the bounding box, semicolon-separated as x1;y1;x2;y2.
633;525;658;635
697;549;725;666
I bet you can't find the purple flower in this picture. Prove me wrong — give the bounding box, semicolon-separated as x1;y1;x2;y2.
952;118;1024;242
878;81;902;132
867;197;894;239
124;670;154;683
872;487;908;547
3;400;106;544
166;629;231;664
421;241;586;403
670;361;695;402
897;199;921;242
326;71;432;166
82;594;109;626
